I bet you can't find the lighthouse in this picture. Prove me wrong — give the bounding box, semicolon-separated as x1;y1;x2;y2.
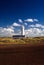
12;25;25;39
21;25;25;35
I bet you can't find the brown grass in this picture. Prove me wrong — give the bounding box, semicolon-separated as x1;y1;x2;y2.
0;37;44;45
0;37;44;65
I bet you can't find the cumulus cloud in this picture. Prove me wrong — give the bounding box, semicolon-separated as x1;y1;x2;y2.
0;25;43;37
25;28;44;37
30;24;44;28
0;24;44;37
13;22;20;26
0;18;44;37
25;23;44;37
24;18;38;22
0;22;21;37
0;27;14;37
0;22;22;37
18;19;23;23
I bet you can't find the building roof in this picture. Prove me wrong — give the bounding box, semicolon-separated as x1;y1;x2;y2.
13;35;25;37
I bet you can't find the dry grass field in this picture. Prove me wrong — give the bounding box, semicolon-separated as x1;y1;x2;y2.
0;37;44;65
0;37;44;45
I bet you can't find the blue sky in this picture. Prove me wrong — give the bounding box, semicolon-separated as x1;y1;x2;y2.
0;0;44;37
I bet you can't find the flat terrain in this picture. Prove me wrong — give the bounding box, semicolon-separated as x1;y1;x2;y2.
0;37;44;65
0;44;44;65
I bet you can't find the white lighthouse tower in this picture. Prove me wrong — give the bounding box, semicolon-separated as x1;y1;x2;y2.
12;25;25;39
21;25;25;35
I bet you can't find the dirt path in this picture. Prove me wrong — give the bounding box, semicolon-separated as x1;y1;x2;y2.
0;44;44;65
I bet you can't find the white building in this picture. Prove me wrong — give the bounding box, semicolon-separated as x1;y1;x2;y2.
13;25;25;39
21;25;25;35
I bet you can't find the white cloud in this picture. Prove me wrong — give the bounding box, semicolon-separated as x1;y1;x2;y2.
24;23;27;25
36;24;44;28
0;27;15;37
25;19;33;22
24;18;38;22
30;25;35;27
25;24;44;37
0;22;21;37
0;24;44;37
25;28;44;37
30;24;44;28
34;19;38;22
14;29;21;35
35;24;42;28
13;22;20;26
0;18;44;37
18;19;23;23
